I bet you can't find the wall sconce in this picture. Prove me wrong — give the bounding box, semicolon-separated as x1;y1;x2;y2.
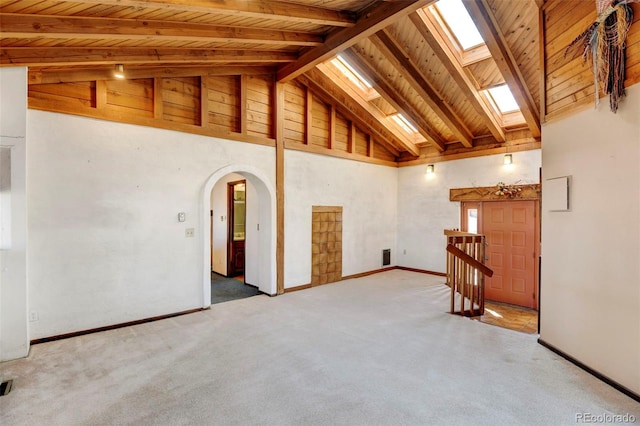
426;164;435;174
114;64;125;79
503;154;512;165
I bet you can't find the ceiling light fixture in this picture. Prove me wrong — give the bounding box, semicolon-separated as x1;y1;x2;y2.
114;64;125;79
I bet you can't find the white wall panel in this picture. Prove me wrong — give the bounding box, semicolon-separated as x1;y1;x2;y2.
27;111;275;339
540;84;640;394
284;151;398;288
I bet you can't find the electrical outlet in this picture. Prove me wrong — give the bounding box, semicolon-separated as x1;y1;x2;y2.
185;228;195;237
403;249;407;255
29;311;38;322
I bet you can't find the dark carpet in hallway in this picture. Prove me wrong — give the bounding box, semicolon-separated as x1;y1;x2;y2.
211;272;262;304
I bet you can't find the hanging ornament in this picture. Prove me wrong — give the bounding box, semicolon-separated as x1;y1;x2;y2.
565;0;637;112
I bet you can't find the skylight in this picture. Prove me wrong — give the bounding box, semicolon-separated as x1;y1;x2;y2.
486;85;520;114
434;0;485;50
331;54;373;91
391;113;418;134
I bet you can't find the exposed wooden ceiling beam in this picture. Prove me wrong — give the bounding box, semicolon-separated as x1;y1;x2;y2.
0;14;323;47
298;68;412;158
370;30;474;148
28;66;276;84
0;48;296;67
411;9;506;143
314;63;420;156
462;0;541;138
59;0;356;28
342;48;446;152
277;0;434;83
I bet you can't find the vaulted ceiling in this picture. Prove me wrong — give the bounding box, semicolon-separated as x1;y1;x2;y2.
0;0;542;161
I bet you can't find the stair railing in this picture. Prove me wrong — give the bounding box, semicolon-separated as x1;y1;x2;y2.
444;230;493;317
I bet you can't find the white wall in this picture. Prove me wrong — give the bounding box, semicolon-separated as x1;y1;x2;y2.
27;111;275;339
0;67;29;362
284;150;398;288
397;150;541;273
1;148;11;250
540;84;640;394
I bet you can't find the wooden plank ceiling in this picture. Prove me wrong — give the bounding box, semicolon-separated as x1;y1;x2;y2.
0;0;542;162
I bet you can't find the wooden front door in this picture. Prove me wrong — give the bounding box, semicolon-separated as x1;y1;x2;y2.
483;200;538;309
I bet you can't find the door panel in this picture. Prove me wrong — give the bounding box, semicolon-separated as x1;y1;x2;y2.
311;206;343;286
483;200;537;309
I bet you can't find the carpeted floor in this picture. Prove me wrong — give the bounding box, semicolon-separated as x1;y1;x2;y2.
211;272;262;304
1;270;638;425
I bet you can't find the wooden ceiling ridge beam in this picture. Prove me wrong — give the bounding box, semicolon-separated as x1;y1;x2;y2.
462;0;541;138
277;0;435;83
0;48;297;67
297;69;404;158
341;48;446;152
370;29;474;148
411;9;506;143
59;0;356;28
0;13;324;47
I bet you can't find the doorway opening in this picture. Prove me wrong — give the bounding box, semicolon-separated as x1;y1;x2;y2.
227;179;246;279
209;177;261;305
201;166;276;307
461;200;539;334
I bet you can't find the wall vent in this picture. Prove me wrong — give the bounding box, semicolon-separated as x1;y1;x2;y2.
0;380;13;396
382;249;391;266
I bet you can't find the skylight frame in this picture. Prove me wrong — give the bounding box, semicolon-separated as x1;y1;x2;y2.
486;84;520;114
391;113;419;134
320;55;426;145
482;84;526;128
426;2;491;66
334;55;372;89
432;0;485;52
328;54;380;101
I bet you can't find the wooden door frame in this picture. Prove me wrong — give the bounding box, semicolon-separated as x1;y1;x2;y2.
227;179;246;277
479;199;540;310
454;185;541;311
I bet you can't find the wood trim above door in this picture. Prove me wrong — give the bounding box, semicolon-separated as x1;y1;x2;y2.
450;184;540;202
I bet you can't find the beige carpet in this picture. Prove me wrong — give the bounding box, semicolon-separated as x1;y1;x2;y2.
1;270;638;425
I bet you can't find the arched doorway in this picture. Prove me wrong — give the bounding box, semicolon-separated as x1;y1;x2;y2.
201;165;276;307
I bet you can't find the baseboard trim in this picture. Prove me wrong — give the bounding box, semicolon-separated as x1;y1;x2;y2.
284;266;445;293
341;266;397;281
283;283;312;293
30;307;206;345
31;267;446;344
396;266;447;277
537;338;640;403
